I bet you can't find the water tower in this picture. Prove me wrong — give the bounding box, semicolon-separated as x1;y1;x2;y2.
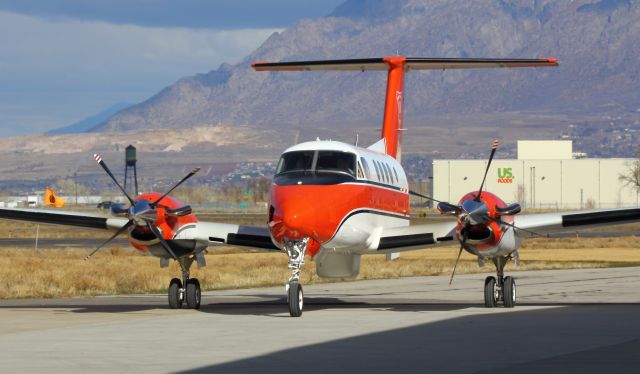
124;145;138;196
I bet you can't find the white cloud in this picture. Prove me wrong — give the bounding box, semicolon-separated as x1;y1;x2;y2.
0;11;280;135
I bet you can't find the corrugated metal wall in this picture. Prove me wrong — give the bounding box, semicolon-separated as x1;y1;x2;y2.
433;159;639;209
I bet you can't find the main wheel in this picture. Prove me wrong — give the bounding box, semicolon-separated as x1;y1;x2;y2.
484;276;497;308
503;276;516;308
288;282;303;317
168;278;183;309
186;278;201;309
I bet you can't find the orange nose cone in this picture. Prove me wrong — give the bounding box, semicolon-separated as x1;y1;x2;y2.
269;185;320;241
279;200;316;239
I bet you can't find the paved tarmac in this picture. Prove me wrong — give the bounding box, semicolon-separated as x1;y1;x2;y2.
1;267;640;373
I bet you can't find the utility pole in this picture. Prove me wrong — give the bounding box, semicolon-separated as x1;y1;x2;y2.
74;171;78;206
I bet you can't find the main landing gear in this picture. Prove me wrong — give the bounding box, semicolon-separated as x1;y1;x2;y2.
483;255;516;308
167;256;201;309
284;238;308;317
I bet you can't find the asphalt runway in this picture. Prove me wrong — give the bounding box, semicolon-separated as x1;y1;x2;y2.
1;267;640;373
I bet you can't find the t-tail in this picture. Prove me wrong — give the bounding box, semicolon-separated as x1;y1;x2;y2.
252;56;558;160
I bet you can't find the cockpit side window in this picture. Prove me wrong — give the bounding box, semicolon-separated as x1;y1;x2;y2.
316;151;356;177
276;151;315;174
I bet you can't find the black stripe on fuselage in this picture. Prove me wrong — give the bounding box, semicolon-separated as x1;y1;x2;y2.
274;173;405;192
226;233;279;250
326;209;410;243
562;209;640;227
378;233;435;250
0;209;108;229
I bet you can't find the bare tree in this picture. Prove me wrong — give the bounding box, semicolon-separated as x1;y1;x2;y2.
619;147;640;205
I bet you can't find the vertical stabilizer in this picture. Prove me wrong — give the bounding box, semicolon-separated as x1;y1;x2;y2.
381;57;406;160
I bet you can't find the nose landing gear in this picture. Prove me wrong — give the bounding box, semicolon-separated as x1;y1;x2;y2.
284;238;308;317
483;255;516;308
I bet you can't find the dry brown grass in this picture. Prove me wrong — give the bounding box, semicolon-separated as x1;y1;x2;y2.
1;235;640;299
0;220;112;239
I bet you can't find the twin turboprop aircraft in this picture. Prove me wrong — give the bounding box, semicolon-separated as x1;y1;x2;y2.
2;56;639;316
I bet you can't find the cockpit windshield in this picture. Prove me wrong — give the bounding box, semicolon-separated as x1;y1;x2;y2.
276;151;314;174
316;151;355;176
275;150;356;177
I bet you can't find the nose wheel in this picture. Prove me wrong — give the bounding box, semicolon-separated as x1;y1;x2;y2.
484;256;516;308
287;282;304;317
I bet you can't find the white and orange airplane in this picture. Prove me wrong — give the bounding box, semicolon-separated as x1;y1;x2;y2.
2;56;639;316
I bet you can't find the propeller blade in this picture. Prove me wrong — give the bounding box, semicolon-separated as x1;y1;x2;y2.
146;222;180;261
475;139;501;202
151;167;201;207
94;154;135;205
449;245;464;286
449;230;468;285
408;190;445;204
84;220;133;261
437;201;461;215
488;216;548;238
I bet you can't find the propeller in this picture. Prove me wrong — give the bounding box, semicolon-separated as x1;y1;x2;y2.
85;154;200;260
433;139;505;285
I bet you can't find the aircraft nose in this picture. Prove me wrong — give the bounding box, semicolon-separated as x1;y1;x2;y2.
279;199;316;238
269;186;318;241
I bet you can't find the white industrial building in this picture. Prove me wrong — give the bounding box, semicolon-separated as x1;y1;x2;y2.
433;140;639;209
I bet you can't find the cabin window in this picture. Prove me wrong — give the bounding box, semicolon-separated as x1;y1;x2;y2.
384;163;393;184
372;160;381;181
360;158;371;179
357;162;364;179
276;151;314;174
316;151;356;177
381;162;390;184
377;161;386;183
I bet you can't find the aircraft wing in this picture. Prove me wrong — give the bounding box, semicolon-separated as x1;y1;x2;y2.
374;220;458;252
513;207;640;236
178;221;280;251
0;207;129;230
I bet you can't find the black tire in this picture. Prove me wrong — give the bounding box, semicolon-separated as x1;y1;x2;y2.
288;282;303;317
503;276;516;308
168;278;183;309
484;276;497;308
186;278;201;309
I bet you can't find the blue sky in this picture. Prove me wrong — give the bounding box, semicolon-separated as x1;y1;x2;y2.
0;0;344;136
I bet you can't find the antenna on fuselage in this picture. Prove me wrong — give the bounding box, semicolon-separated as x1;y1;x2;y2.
354;133;359;147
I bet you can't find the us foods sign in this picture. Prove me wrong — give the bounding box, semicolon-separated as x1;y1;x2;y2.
497;168;513;183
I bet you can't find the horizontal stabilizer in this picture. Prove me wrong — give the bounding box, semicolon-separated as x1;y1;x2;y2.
252;57;558;72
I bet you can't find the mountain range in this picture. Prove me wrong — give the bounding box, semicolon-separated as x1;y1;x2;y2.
89;0;640;134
